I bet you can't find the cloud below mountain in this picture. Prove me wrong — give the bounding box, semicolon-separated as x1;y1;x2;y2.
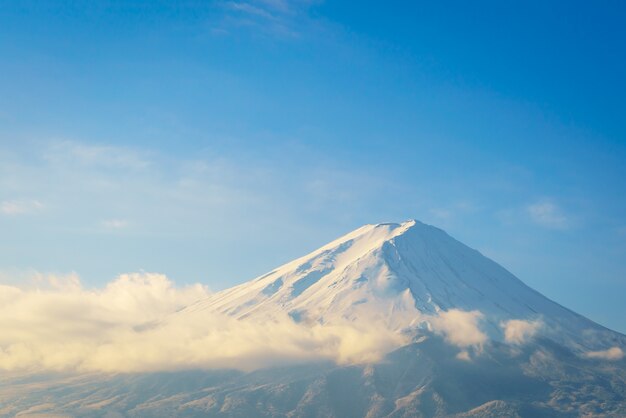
0;272;411;372
2;265;617;373
501;319;542;344
429;309;487;348
0;270;537;373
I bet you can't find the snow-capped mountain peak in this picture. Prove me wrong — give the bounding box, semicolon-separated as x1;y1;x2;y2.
182;220;620;350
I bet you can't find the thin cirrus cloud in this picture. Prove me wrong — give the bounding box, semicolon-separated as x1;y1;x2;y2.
216;0;319;37
1;139;403;241
101;219;130;230
0;199;44;215
44;140;151;171
526;201;570;230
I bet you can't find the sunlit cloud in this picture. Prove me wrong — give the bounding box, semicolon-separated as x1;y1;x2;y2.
501;319;542;345
0;272;409;372
0;273;498;373
429;309;487;348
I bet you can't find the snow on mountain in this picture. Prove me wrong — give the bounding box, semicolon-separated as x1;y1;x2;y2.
181;220;621;353
1;220;625;417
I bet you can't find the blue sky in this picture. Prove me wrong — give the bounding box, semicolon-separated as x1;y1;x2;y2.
1;1;625;333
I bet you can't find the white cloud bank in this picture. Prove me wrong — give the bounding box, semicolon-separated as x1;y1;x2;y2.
0;273;411;373
0;273;502;373
584;347;624;361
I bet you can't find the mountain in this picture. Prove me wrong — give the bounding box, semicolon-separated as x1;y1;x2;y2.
182;220;620;352
1;220;625;417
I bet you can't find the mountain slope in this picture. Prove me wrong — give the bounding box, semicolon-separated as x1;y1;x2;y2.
1;220;624;417
182;220;622;352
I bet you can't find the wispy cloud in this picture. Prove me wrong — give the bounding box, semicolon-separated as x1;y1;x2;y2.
0;138;406;281
0;199;43;215
44;140;151;170
215;0;320;38
427;201;478;227
526;200;570;230
101;219;130;230
228;1;276;19
584;346;624;361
